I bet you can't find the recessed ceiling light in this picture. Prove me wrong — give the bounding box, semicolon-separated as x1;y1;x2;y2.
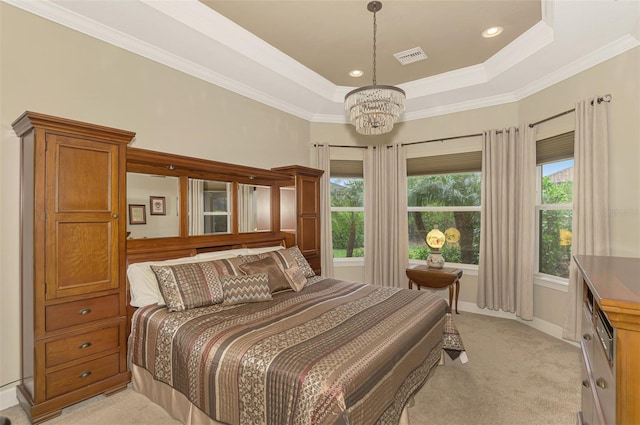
482;26;503;38
349;70;364;77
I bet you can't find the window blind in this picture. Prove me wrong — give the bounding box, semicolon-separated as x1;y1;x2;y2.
330;160;363;178
406;151;481;176
536;131;574;164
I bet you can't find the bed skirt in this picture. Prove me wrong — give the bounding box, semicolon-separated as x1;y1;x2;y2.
131;364;413;425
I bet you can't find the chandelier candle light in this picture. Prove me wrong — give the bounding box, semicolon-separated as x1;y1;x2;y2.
344;1;406;135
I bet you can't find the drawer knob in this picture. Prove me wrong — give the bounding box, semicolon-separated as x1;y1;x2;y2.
582;333;591;341
79;308;92;315
79;371;92;379
113;214;119;218
582;379;590;388
596;378;607;389
79;342;92;349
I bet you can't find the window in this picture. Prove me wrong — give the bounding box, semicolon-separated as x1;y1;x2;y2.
330;160;364;258
407;151;482;265
535;132;574;279
536;159;573;279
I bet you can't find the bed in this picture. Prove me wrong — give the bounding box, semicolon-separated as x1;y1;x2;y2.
126;245;449;425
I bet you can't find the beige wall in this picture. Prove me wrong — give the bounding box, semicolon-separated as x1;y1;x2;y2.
0;4;310;391
1;2;639;396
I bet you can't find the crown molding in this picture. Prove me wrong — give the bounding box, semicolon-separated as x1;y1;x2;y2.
483;21;554;81
514;35;640;101
4;0;639;127
402;93;519;122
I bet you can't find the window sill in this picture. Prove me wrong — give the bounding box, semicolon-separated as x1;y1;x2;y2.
333;257;365;268
534;273;569;292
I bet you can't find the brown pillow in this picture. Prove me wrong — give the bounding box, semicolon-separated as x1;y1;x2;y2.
150;261;224;312
238;256;291;293
284;264;307;292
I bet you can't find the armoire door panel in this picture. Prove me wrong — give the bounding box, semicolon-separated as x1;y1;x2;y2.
299;217;319;254
299;178;318;215
49;220;117;298
48;135;116;213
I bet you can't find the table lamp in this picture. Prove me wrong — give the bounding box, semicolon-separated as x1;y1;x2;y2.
425;226;446;269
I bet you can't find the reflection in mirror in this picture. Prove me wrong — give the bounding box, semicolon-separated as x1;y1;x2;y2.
189;179;232;235
280;186;296;232
238;184;271;233
127;172;180;239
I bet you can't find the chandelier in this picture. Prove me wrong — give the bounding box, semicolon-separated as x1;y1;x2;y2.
344;1;406;136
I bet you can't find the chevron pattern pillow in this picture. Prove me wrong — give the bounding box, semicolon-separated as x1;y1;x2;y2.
221;273;272;306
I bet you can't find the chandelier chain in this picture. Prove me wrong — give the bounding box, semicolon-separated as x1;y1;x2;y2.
372;3;377;86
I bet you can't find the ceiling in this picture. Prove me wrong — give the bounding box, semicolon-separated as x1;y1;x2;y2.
7;0;640;124
200;0;542;87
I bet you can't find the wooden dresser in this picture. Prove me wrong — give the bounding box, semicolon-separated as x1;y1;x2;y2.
575;255;640;425
12;112;134;424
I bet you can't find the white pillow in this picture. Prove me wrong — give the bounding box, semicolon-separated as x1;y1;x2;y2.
244;245;285;255
129;249;247;307
193;248;249;260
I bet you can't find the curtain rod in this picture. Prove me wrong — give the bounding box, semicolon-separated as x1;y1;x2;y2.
313;143;368;149
400;128;519;147
529;94;612;128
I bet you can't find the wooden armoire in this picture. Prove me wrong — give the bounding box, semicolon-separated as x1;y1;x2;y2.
272;165;324;275
12;112;134;424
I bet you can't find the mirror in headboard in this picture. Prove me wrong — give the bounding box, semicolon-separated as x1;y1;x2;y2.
188;178;233;235
238;183;271;233
125;147;301;256
127;172;180;239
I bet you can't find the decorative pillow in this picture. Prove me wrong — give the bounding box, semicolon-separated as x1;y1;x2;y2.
238;256;291;293
208;256;247;277
286;246;316;278
221;273;272;306
150;261;224;312
284;264;307;292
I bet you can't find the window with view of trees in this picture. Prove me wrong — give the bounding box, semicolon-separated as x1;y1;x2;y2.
330;158;365;258
535;131;574;279
537;159;573;279
406;150;482;265
331;177;364;258
408;173;481;265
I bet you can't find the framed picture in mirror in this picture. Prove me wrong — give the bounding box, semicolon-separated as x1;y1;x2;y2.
129;204;146;224
150;196;166;215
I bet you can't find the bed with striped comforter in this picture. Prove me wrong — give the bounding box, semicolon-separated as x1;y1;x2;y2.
129;278;448;425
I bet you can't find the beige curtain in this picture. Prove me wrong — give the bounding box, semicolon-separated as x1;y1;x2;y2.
477;125;536;319
188;178;205;235
563;97;611;341
238;185;256;232
312;144;335;277
364;144;409;288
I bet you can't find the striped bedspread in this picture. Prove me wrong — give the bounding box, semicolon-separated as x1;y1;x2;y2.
130;278;448;425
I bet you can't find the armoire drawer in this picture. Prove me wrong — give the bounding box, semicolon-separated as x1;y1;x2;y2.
45;326;120;368
46;352;120;399
46;295;119;331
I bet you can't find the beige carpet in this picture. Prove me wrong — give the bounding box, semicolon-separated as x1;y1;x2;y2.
1;312;580;425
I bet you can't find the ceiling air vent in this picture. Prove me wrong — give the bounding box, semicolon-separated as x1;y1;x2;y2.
393;47;427;65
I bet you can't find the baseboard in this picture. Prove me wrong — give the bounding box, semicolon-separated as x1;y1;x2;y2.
457;301;579;348
0;385;17;410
